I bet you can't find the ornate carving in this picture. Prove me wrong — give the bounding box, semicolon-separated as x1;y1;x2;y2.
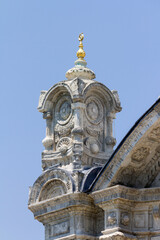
148;126;160;142
141;146;160;187
54;117;74;141
85;96;103;124
131;147;150;162
56;137;72;154
121;212;130;226
107;212;117;226
28;168;74;205
116;167;135;186
55;96;72;125
86;126;101;137
39;179;67;201
93;111;156;190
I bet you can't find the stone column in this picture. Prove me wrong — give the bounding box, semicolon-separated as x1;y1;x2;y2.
71;102;85;170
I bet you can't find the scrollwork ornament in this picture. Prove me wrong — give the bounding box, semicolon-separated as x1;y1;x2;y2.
54;117;74;139
85;96;103;124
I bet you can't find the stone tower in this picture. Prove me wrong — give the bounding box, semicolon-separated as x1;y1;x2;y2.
28;34;121;239
29;34;160;240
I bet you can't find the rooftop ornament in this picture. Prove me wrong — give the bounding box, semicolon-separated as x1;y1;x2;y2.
65;33;96;80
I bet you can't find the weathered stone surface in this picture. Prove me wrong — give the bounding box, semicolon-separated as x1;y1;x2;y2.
29;36;160;240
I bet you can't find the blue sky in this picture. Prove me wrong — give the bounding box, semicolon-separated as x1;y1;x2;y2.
1;1;160;239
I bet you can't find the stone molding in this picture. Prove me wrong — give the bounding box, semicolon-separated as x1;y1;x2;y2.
100;231;137;240
92;106;160;191
91;185;160;204
28;192;95;217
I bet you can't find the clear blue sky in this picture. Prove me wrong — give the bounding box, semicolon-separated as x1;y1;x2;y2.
1;1;160;239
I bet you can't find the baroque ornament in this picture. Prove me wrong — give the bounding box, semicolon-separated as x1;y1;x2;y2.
56;137;72;154
85;96;103;124
121;213;130;226
131;147;150;162
55;96;72;125
54;117;74;144
148;126;160;142
107;212;117;226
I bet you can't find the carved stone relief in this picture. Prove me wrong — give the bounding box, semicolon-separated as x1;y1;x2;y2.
54;118;74;141
39;179;67;201
148;126;160;142
56;137;72;154
85;96;103;125
55;96;72;125
54;95;74;153
131;147;150;163
28;168;74;205
107;211;117;227
115;167;136;187
120;212;130;226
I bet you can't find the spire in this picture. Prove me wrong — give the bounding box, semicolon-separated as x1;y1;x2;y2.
76;33;86;65
66;33;95;80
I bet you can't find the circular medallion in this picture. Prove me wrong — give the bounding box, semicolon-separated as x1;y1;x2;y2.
55;96;72;125
60;101;71;120
85;96;103;124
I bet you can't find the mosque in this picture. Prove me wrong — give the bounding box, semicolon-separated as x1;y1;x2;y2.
28;34;160;240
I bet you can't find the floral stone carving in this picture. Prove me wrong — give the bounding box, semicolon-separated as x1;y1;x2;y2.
131;147;150;162
148;126;160;142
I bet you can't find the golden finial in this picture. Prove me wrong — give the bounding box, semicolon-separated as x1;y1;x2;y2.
77;33;86;60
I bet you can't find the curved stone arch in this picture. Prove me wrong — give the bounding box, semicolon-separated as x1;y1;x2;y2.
38;178;67;201
88;99;160;192
38;82;73;113
28;168;75;205
83;82;122;113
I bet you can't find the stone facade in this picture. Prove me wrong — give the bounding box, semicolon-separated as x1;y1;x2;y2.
28;34;160;240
